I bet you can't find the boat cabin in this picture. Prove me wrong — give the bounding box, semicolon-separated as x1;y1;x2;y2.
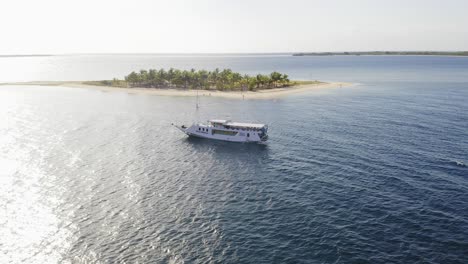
208;119;267;132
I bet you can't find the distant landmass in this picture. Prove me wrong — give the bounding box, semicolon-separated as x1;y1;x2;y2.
292;51;468;56
0;54;52;57
3;52;468;58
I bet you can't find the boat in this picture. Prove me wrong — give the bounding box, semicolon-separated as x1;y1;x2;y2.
174;119;269;143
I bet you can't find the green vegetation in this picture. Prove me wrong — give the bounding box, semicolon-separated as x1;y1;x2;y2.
290;80;323;85
86;68;294;91
293;51;468;56
84;79;127;88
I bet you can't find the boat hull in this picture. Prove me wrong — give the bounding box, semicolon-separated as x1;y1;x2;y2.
186;131;264;143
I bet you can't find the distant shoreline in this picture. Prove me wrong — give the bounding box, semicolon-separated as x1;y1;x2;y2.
0;54;52;57
0;81;352;99
1;51;468;57
292;51;468;56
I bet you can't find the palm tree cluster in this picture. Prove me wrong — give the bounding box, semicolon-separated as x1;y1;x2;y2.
121;68;291;91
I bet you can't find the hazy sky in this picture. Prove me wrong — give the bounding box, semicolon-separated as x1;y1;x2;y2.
1;0;467;54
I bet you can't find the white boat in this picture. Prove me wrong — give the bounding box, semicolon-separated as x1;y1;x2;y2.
174;119;269;143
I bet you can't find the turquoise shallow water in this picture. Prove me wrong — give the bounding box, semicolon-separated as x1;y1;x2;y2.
1;55;468;263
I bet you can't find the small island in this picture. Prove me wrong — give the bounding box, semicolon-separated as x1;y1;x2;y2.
84;68;311;91
1;68;349;99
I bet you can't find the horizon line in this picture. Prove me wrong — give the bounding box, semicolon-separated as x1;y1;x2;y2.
2;51;468;57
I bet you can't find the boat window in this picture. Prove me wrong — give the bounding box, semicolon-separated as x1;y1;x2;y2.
247;133;250;137
212;129;238;136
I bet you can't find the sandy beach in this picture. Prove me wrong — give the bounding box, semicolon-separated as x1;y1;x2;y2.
1;81;353;99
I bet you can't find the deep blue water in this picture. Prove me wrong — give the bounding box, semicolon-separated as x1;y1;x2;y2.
1;55;467;263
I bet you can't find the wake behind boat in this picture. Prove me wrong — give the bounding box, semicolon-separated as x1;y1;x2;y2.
174;119;269;143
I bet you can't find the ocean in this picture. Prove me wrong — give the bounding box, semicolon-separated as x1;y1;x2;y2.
1;55;467;263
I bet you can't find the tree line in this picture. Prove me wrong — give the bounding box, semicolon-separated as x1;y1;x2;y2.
107;68;292;91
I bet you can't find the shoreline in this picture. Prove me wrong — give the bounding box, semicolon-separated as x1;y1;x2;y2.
0;81;353;99
292;51;468;57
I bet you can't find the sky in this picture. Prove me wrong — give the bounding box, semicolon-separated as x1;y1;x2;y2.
1;0;467;54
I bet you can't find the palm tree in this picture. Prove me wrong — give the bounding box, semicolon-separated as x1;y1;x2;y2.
125;71;139;86
270;71;282;87
157;69;166;87
281;74;290;86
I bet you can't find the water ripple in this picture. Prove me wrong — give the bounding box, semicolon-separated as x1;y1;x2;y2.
1;75;468;263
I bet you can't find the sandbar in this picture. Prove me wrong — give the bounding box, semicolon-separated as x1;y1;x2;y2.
1;81;353;99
